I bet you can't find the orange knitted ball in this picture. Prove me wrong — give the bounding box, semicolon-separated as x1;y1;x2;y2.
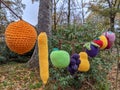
5;20;37;54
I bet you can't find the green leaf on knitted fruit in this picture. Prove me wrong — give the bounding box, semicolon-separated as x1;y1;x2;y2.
83;42;91;50
53;48;59;51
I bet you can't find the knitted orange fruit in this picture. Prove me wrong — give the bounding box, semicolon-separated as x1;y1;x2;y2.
5;20;37;54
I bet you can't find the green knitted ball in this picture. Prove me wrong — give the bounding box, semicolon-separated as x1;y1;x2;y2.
50;50;70;68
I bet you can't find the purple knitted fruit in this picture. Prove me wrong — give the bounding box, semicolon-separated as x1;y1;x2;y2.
71;64;78;71
76;59;80;65
67;66;75;75
70;58;76;65
67;53;80;75
86;44;99;57
71;53;80;59
70;54;80;66
67;64;78;75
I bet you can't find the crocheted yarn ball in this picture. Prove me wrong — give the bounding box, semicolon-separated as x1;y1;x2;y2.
67;53;80;75
99;35;108;49
103;31;116;42
78;52;90;72
93;39;103;48
5;20;37;54
50;50;70;68
105;37;113;49
86;44;99;57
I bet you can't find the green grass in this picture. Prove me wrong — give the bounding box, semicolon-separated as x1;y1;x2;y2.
0;61;119;90
0;62;42;90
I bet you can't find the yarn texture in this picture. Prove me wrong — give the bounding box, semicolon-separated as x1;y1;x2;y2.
86;44;99;57
5;20;37;54
50;50;70;68
78;52;90;72
38;32;49;85
99;35;108;49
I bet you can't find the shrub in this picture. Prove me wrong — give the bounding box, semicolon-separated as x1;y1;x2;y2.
48;23;116;89
0;56;6;64
0;37;34;63
0;39;7;64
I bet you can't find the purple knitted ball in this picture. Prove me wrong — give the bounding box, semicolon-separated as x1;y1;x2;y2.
71;53;80;59
71;64;78;71
76;59;80;66
67;66;76;75
70;58;76;65
86;44;99;57
67;53;80;75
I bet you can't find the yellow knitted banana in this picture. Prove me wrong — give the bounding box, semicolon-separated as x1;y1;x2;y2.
38;32;49;85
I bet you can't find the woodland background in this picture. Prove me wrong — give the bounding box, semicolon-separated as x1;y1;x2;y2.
0;0;120;90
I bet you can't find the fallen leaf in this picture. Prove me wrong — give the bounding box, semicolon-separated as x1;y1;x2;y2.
0;76;5;82
38;87;43;90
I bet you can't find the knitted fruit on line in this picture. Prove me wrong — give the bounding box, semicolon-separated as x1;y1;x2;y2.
103;31;116;42
103;31;115;49
5;20;37;54
50;50;70;68
38;32;49;85
67;53;80;75
93;39;103;48
85;44;99;57
86;45;99;57
98;35;108;49
105;37;113;49
78;52;90;72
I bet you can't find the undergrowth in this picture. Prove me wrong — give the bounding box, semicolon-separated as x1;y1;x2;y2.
0;23;118;89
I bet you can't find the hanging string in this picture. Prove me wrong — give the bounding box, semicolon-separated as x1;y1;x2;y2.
0;0;22;20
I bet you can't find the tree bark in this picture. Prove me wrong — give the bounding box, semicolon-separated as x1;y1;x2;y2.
109;15;115;31
0;1;1;31
81;0;85;24
67;0;70;27
107;0;120;31
53;0;57;30
27;0;52;68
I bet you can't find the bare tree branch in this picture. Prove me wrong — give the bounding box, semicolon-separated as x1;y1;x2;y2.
106;0;112;8
56;0;66;24
56;0;60;4
117;0;120;9
113;0;117;7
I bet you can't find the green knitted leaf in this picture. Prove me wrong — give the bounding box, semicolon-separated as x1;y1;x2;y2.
83;42;91;50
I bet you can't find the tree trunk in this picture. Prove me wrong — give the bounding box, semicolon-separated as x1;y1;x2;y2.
53;0;57;30
109;15;115;32
0;1;1;31
81;0;85;24
27;0;52;68
67;0;70;27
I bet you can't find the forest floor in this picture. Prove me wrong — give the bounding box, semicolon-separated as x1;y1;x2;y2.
0;62;41;90
0;61;120;90
107;64;120;90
